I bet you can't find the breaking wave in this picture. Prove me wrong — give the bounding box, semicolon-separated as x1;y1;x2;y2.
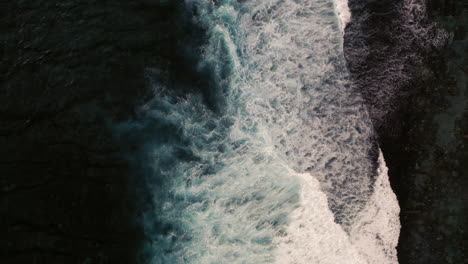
121;0;401;263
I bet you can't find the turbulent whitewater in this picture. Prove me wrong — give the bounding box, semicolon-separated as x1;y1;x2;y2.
133;0;400;263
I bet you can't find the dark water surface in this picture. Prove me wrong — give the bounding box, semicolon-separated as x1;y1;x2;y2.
344;0;467;263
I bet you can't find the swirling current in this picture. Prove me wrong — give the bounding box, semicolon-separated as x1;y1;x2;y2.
122;0;401;263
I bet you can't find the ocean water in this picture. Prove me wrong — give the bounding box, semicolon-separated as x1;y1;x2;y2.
344;0;450;129
130;0;400;263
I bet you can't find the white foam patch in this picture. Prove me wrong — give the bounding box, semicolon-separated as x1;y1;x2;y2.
274;172;367;264
274;151;399;264
349;151;400;264
333;0;351;33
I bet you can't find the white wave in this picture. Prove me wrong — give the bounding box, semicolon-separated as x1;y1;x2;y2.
141;0;400;263
333;0;351;33
274;151;399;264
274;171;367;264
275;152;400;264
240;0;376;229
349;150;400;264
237;0;400;261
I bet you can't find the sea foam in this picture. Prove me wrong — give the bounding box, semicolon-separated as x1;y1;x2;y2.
333;0;351;33
138;0;400;263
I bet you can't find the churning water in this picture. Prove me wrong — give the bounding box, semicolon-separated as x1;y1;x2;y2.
135;0;400;263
